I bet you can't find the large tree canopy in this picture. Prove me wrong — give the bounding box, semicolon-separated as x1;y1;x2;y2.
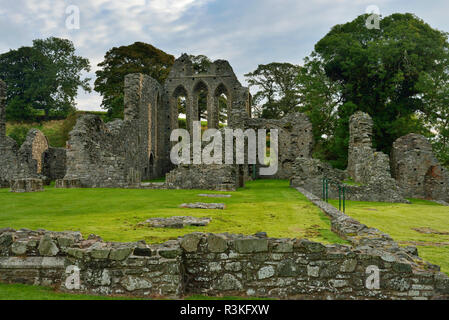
94;42;175;119
245;62;301;119
0;37;91;120
299;13;449;168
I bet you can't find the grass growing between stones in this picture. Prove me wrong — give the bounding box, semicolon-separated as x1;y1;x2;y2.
0;282;269;300
0;283;141;300
329;198;449;275
0;180;346;245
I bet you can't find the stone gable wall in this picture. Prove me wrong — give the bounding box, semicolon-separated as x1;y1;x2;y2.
246;113;314;180
63;74;169;188
391;133;449;202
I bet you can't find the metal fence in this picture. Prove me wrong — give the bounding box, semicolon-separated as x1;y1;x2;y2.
322;178;347;213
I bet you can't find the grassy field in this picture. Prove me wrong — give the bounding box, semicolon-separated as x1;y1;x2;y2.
0;180;344;245
330;199;449;275
0;283;270;300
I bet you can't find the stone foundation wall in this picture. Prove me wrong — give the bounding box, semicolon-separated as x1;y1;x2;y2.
0;226;447;300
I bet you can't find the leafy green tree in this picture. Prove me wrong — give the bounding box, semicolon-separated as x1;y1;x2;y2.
416;58;449;167
297;55;342;162
33;37;91;117
0;37;91;120
300;13;446;168
0;47;57;120
245;62;301;118
95;42;175;119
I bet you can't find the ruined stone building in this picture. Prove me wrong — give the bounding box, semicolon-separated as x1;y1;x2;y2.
391;133;449;202
61;54;313;190
1;54;447;200
291;111;406;203
0;79;66;190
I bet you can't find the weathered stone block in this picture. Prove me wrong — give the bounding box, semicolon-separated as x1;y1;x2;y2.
340;259;357;273
158;248;182;259
11;241;27;255
234;239;268;253
120;275;152;291
10;179;44;193
258;266;275;280
109;247;133;261
217;274;242;291
55;179;81;189
278;259;299;277
38;235;59;257
207;234;228;253
180;234;202;253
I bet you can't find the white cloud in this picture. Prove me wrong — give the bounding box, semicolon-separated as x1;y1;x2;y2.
0;0;448;110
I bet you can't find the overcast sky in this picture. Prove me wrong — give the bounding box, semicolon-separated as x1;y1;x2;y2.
0;0;448;111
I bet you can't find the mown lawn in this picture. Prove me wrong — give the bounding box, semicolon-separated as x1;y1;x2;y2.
0;283;270;300
330;199;449;275
0;180;345;245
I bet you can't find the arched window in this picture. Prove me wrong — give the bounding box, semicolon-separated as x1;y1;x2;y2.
172;85;188;129
215;83;230;127
193;81;209;129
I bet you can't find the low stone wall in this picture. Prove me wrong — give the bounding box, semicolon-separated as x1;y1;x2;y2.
0;226;448;300
10;179;44;193
0;229;183;298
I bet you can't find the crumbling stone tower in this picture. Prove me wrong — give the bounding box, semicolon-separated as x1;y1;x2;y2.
347;111;393;184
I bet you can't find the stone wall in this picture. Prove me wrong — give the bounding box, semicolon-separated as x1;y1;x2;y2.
0;80;64;187
290;111;405;203
289;157;407;203
348;112;395;185
0;229;182;297
166;164;242;191
63;74;171;188
16;129;49;178
0;227;447;300
391;133;449;202
246;113;314;179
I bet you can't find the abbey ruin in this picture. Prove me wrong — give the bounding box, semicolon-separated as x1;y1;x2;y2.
1;55;449;300
0;55;448;202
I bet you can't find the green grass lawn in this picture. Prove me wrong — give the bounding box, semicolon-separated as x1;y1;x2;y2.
0;180;345;245
330;199;449;275
0;179;344;300
0;283;270;300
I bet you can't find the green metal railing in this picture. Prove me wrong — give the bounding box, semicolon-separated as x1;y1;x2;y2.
322;178;346;213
